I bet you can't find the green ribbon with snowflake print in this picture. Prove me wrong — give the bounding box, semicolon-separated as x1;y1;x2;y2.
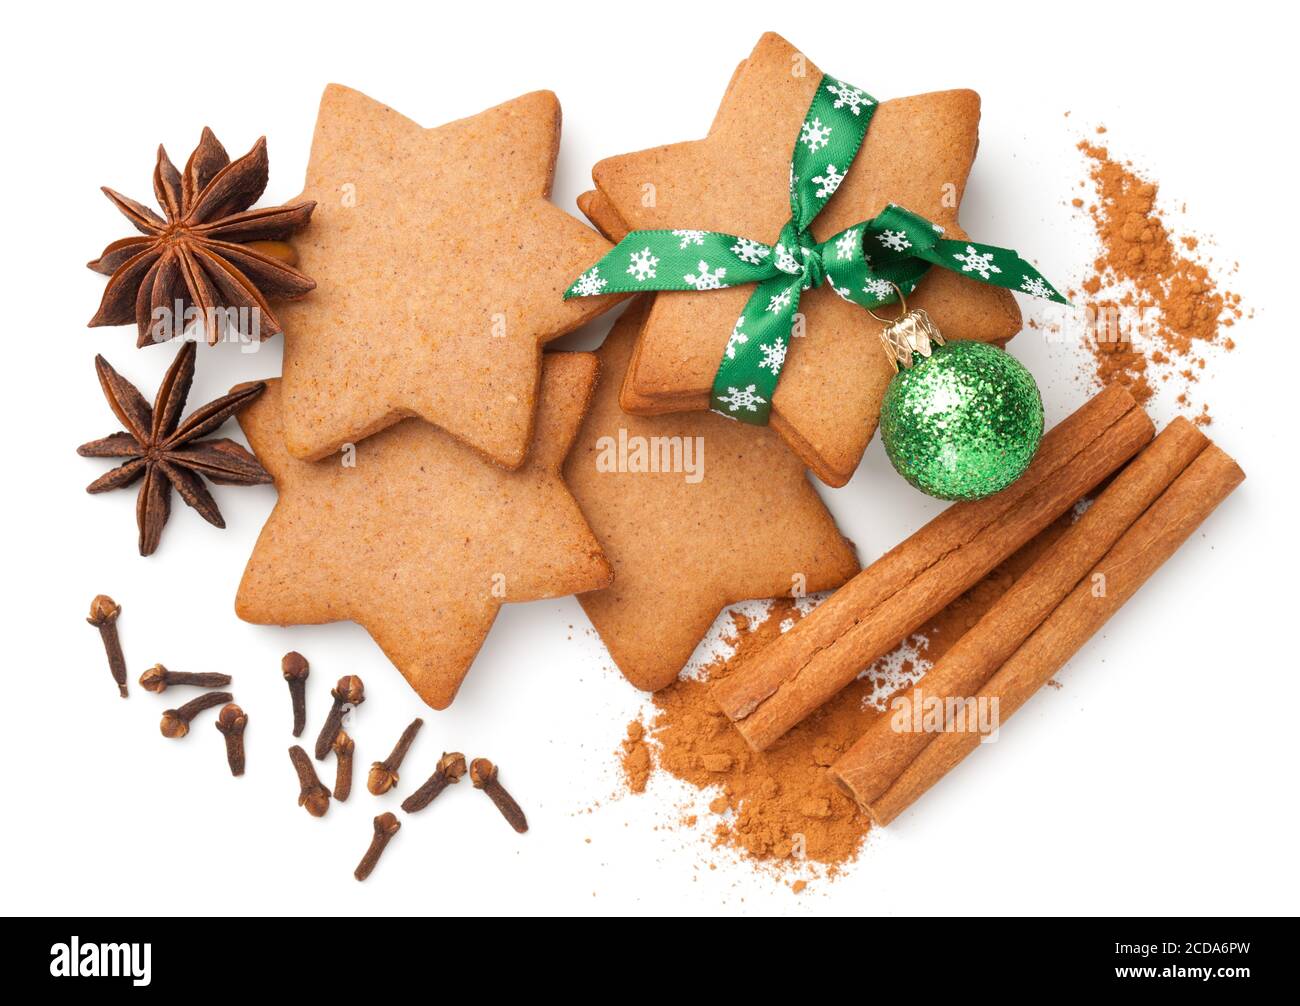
564;74;1068;423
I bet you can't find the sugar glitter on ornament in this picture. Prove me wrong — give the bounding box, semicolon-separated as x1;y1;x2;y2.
880;341;1044;501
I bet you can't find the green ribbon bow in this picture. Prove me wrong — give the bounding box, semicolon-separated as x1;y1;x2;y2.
566;74;1068;424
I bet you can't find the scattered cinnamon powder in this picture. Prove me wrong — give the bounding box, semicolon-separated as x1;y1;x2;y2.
1073;138;1241;422
619;512;1077;874
619;720;651;793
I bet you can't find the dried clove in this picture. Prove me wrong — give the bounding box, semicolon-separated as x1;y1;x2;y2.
314;675;364;760
282;651;309;737
332;729;355;802
87;594;128;698
289;744;331;817
401;752;467;813
139;663;232;694
367;717;424;795
470;757;529;833
354;812;401;881
215;703;247;776
160;691;233;739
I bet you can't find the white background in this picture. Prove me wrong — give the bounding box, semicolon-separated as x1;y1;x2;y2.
2;1;1296;917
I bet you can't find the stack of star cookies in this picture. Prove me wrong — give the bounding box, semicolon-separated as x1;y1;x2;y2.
578;33;1021;487
234;85;619;709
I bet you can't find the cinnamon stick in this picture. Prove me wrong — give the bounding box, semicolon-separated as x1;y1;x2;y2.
849;443;1244;825
828;418;1209;810
712;386;1154;751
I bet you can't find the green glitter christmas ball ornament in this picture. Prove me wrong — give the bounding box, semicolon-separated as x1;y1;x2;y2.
880;339;1043;501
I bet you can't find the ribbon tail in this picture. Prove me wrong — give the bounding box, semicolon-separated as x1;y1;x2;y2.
855;205;1069;305
926;237;1070;303
709;274;804;425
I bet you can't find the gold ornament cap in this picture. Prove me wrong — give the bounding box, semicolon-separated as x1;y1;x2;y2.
868;284;946;372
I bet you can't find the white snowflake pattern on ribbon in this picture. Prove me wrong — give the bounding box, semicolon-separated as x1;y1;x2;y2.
570;266;607;297
826;81;874;116
877;230;912;252
766;289;792;314
730;238;771;265
953;244;1002;280
799;117;832;153
684;261;728;290
724;316;748;360
757;336;787;374
864;277;895;300
1020;275;1053;298
835;228;860;261
773;244;802;275
626;247;658;282
672;229;708;249
811;164;844;199
717;384;767;414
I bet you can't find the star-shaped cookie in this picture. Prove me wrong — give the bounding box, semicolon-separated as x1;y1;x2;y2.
235;353;612;710
578;33;1022;487
278;85;621;466
565;299;860;691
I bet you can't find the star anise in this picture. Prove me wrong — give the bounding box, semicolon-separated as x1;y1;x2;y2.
77;342;272;556
87;128;316;348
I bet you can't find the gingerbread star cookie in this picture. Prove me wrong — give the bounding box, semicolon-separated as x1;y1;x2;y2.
278;85;621;466
578;33;1022;487
235;353;612;710
564;299;860;691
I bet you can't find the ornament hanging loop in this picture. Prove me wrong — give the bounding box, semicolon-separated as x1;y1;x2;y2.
868;282;946;373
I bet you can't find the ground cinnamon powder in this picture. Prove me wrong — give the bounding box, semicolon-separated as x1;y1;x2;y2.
1070;136;1241;421
619;513;1077;876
